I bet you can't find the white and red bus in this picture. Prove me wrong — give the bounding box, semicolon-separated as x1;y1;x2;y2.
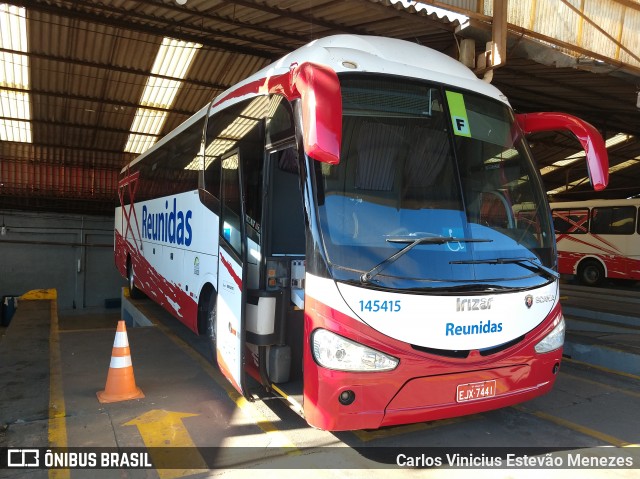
551;199;640;286
115;35;608;431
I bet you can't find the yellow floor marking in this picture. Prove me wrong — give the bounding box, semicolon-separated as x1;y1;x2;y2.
513;405;637;447
561;371;640;399
147;311;297;448
58;328;117;333
563;357;640;381
124;409;208;479
21;288;58;300
352;415;478;442
270;383;305;416
47;295;70;479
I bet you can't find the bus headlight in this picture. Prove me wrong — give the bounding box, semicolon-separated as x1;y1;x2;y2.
311;329;399;372
534;315;565;353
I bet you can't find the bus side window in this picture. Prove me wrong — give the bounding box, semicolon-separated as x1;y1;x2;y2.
204;156;220;197
200;156;221;213
220;152;243;256
202;96;271;215
591;206;636;235
242;136;264;242
266;96;295;146
268;148;305;255
553;208;589;234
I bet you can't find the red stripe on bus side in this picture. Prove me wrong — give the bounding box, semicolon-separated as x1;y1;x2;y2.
219;252;242;291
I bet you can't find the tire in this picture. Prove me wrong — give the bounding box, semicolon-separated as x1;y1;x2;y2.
127;260;144;299
577;259;605;287
205;293;218;365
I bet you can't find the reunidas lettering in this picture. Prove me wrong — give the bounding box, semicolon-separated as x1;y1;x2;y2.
445;320;503;336
141;198;193;246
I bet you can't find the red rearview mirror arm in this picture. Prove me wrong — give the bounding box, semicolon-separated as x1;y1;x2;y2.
290;62;342;165
516;112;609;191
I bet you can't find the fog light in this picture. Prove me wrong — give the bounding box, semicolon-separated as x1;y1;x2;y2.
339;390;355;405
553;362;560;375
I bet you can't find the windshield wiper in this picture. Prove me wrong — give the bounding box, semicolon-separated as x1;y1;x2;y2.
360;235;493;283
450;257;560;280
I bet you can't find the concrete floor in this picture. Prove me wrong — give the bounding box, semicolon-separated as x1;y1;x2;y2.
1;294;639;478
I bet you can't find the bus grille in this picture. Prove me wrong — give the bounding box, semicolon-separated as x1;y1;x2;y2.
411;335;525;359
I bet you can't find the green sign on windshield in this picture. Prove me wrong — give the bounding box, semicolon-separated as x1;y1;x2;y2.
446;91;471;138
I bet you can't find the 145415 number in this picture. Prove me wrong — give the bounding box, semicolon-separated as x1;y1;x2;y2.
359;300;401;313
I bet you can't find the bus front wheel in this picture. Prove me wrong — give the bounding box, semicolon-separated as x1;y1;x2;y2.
578;259;605;286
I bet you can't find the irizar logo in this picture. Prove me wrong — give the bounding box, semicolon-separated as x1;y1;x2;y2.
142;198;193;246
456;297;493;311
448;297;502;336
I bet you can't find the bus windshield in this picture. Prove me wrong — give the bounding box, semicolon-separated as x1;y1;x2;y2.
314;74;555;291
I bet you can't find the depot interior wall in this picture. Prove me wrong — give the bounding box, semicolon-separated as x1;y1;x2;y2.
0;210;125;312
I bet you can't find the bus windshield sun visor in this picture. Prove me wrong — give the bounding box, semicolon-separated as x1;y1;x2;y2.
360;235;493;283
450;257;560;281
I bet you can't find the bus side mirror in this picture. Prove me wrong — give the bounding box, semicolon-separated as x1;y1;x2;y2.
292;62;342;165
515;112;609;191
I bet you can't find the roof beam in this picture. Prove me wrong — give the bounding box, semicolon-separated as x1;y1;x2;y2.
227;0;367;35
0;115;133;138
0;137;133;158
11;0;278;59
2;85;195;117
0;155;123;172
499;65;631;110
0;47;227;92
132;0;307;44
495;69;638;136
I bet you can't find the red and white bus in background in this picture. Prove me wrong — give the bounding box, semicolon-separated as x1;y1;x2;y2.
115;35;609;431
551;199;640;286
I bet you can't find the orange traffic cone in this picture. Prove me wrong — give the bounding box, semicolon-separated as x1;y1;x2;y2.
97;320;144;403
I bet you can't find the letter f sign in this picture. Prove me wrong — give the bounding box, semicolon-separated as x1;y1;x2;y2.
453;116;470;136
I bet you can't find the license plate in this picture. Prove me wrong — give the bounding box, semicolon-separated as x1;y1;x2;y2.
456;379;497;402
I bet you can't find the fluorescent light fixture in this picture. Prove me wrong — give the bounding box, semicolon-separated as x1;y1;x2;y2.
547;154;640;196
603;133;633;149
486;148;519;164
195;96;270;169
0;4;31;143
125;37;201;154
608;157;640;174
541;133;632;176
546;179;588;196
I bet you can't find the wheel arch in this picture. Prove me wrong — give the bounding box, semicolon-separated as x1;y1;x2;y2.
576;255;607;276
197;281;217;335
576;256;607;286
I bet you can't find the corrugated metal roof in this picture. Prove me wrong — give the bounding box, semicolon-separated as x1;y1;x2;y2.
0;0;638;214
480;0;640;71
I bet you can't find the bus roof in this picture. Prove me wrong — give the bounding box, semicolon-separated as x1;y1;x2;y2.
123;35;509;173
213;35;509;112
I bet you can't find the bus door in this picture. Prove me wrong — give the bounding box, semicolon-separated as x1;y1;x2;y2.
263;146;305;387
217;149;249;397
